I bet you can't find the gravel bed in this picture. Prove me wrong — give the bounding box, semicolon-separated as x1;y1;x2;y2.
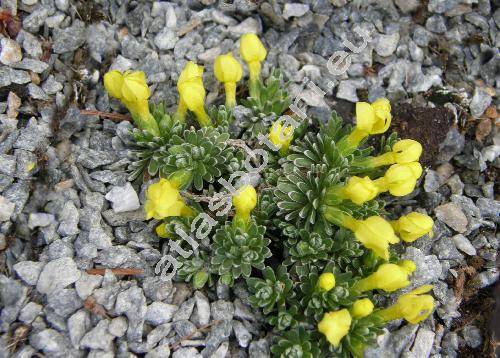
0;0;498;357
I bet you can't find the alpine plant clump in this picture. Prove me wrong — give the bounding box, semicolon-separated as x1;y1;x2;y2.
103;33;436;357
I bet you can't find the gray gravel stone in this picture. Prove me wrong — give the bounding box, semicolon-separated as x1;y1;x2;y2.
19;302;43;324
211;300;234;321
282;3;309;19
105;183;140;213
248;338;270;358
80;320;114;351
426;15;447;33
233;320;252;348
462;325;482;349
172;347;201;358
0;195;15;221
36;257;81;295
114;286;147;342
67;309;91;348
402;327;434;358
374;33;400;57
451;234;476;256
0;38;22;65
47;288;82;317
434;203;468;233
53;20;87;54
145;302;178;325
75;272;103;299
0;276;27;331
13;260;44;285
108;316;128;337
194;291;210;326
57;201;80;236
173;297;195;322
29;329;70;356
146;323;172;347
154;28;178;50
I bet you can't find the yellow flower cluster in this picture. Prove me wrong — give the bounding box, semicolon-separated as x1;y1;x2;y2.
268;120;294;156
175;33;265;123
318;309;352;347
337;160;423;205
103;70;159;136
232;185;257;228
144;178;190;220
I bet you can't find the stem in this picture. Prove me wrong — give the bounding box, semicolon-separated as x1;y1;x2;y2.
224;82;237;107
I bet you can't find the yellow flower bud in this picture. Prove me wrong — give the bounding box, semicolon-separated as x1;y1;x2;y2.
155;223;170;238
177;62;212;127
375;162;422;196
339;176;379;205
317;309;352;347
342;216;400;261
392;139;422;163
354;260;415;293
269;121;293;155
214;52;243;84
392;212;434;242
232;185;257;225
145;179;189;220
375;285;435;324
214;53;243;107
318;272;336;291
351;298;374;319
240;33;267;80
103;70;159;136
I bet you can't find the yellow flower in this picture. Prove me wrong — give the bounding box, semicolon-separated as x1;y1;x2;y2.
351;298;374;319
214;53;243;107
338;176;379;205
393;139;422;163
232;185;257;226
342;215;400;261
392;212;434;242
178;61;204;85
374;162;422;196
145;179;189;220
369;139;423;167
240;33;267;80
375;285;435;324
269;121;293;155
354;260;416;293
176;62;212;127
103;70;159;136
355;98;391;134
342;98;392;151
318;272;336;291
318;309;352;347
